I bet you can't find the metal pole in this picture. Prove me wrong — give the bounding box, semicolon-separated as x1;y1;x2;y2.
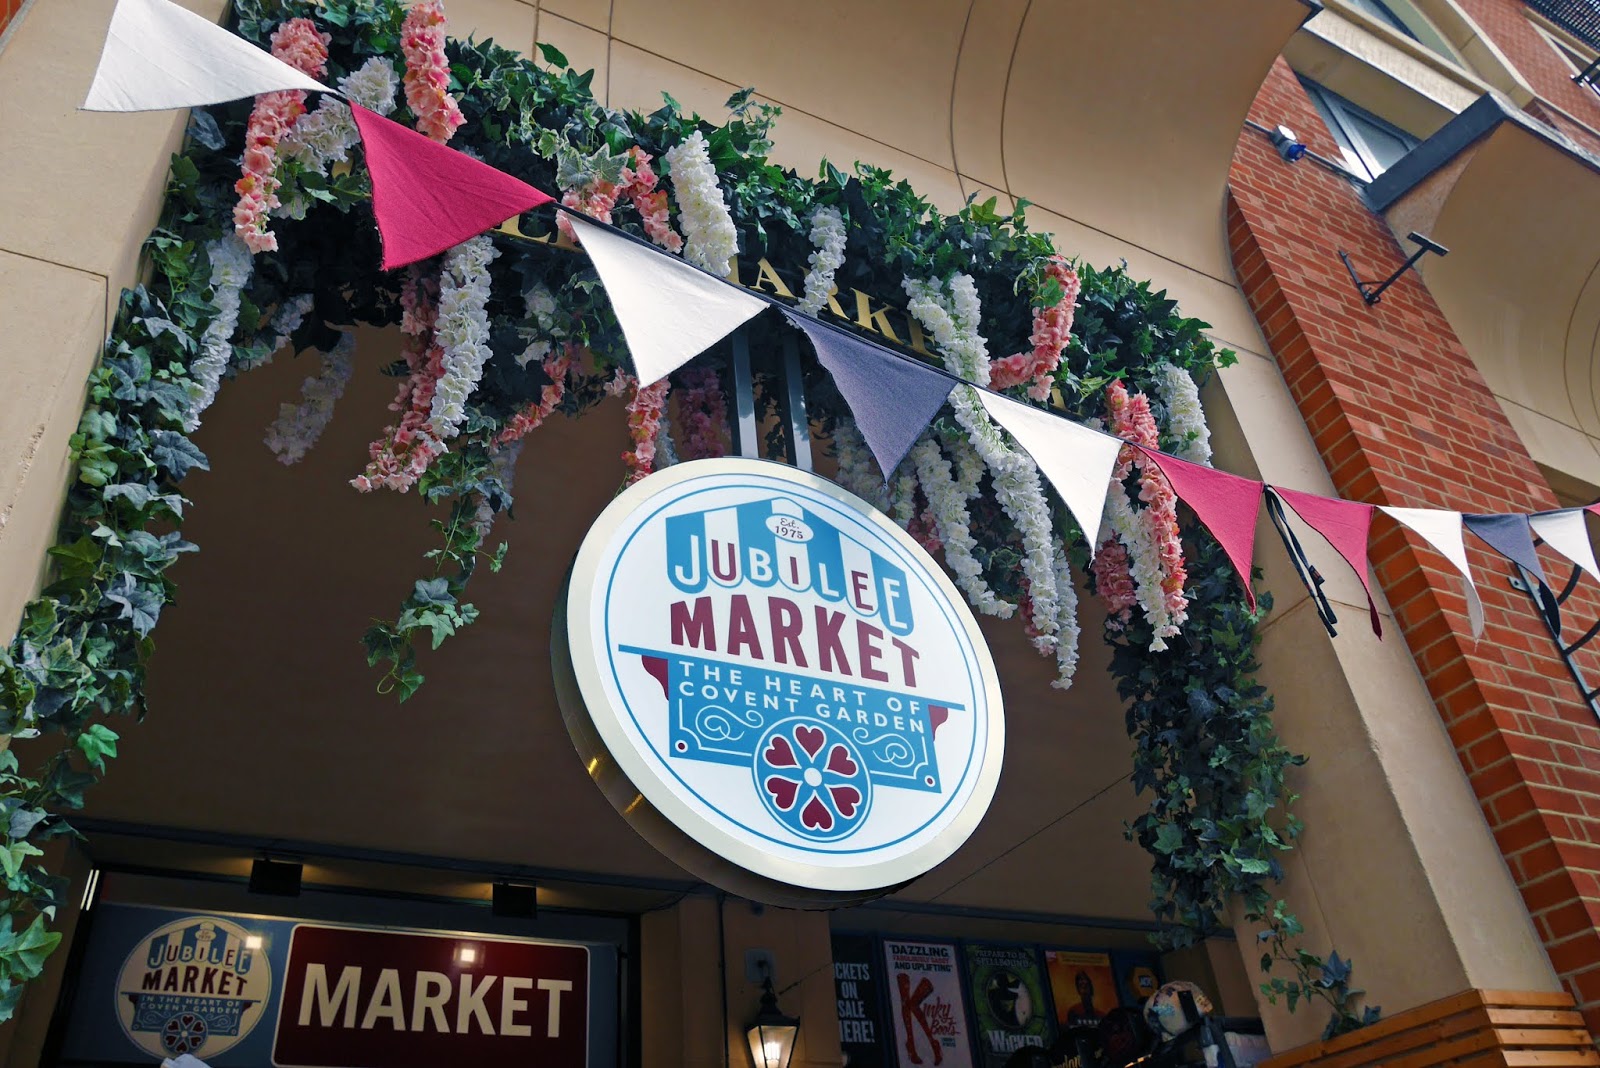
779;333;813;472
729;327;760;459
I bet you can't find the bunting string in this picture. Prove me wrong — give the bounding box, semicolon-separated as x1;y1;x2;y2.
79;0;1600;646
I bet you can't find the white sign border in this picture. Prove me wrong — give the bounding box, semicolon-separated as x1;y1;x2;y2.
564;457;1006;894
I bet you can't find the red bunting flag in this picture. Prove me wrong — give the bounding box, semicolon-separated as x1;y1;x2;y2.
350;103;553;270
1137;447;1265;609
1271;487;1381;637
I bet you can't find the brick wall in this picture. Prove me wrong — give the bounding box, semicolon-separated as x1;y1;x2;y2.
1229;57;1600;1034
1456;0;1600;134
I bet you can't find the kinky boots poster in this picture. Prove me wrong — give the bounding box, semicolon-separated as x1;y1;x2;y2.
883;940;974;1068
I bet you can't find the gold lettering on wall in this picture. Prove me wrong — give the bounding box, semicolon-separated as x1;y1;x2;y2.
851;290;901;344
751;258;795;299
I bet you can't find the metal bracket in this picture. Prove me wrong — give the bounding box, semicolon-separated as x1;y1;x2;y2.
1338;231;1448;306
1507;550;1600;720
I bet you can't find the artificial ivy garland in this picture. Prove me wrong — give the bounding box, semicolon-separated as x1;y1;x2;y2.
0;0;1378;1035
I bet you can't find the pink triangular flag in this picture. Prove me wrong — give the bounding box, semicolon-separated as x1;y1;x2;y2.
1137;447;1265;609
350;104;553;270
1271;487;1381;637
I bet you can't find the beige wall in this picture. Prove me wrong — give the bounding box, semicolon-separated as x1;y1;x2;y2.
0;0;1569;1063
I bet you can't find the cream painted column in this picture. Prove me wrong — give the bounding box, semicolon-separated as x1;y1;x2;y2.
1206;347;1561;1050
0;0;224;641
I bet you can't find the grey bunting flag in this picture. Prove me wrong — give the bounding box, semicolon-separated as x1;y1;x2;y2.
781;308;952;481
1463;512;1548;589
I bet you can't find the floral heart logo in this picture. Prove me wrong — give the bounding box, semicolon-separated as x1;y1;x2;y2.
826;744;858;777
829;785;862;818
765;776;799;811
793;725;825;757
762;735;797;768
801;795;834;831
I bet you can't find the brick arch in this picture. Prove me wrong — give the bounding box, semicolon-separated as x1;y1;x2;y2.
1227;58;1600;1033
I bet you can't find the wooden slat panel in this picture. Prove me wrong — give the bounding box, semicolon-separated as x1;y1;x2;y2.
1489;1008;1589;1029
1479;991;1584;1009
1259;988;1594;1068
1501;1052;1600;1067
1494;1028;1597;1048
1385;1028;1500;1068
1263;992;1496;1067
1310;1010;1491;1068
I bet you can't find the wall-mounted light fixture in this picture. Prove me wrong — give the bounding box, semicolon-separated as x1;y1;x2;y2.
492;881;537;919
1338;231;1449;306
248;857;302;897
745;972;800;1068
1270;124;1307;163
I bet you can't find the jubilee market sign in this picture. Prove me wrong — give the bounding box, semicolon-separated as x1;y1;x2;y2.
556;459;1006;904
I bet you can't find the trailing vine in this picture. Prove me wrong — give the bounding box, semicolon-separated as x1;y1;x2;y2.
0;0;1376;1035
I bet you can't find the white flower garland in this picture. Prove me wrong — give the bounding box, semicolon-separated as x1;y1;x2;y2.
654;412;679;469
796;206;847;317
831;418;890;511
888;467;918;530
905;274;1059;651
1154;362;1212;465
264;329;357;464
277;58;399;219
428;235;500;440
184;233;253;430
1050;538;1081;689
663;131;739;275
910;434;1013;618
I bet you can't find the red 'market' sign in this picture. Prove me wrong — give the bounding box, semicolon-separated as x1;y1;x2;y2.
272;925;588;1068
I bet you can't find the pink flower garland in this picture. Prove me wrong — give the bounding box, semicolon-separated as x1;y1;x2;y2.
233;18;330;253
401;1;465;143
558;148;682;251
675;366;728;459
353;269;446;491
990;257;1080;401
1092;538;1138;626
1105;380;1190;627
496;343;575;446
604;370;671;484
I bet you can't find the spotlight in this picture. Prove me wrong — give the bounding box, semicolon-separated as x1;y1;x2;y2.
456;943;479;966
492;881;537;919
1271;124;1307;163
248;857;302;897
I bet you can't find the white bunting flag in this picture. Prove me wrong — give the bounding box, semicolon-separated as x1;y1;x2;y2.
1381;506;1484;637
82;0;333;113
567;214;767;386
977;391;1123;557
1530;509;1600;585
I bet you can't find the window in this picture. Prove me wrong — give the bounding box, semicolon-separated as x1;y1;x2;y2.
1335;0;1464;64
1299;78;1423;181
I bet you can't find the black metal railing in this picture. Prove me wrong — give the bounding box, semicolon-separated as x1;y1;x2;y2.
1524;0;1600;53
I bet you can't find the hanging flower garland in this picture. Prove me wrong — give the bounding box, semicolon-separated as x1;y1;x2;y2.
905;274;1063;658
1154;362;1213;465
676;366;729;460
276;57;399;219
796;205;848;317
428;235;500;441
265;329;358;464
233;17;330;252
498;343;575;446
400;0;465;143
184;234;253;430
909;434;1013;618
664;130;740;276
990;256;1080;402
354;267;445;492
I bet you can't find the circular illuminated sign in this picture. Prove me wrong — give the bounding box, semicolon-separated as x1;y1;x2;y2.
556;458;1004;902
115;914;270;1060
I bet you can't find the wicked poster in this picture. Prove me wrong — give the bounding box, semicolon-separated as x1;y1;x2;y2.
883;939;974;1068
833;933;888;1067
963;943;1056;1067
